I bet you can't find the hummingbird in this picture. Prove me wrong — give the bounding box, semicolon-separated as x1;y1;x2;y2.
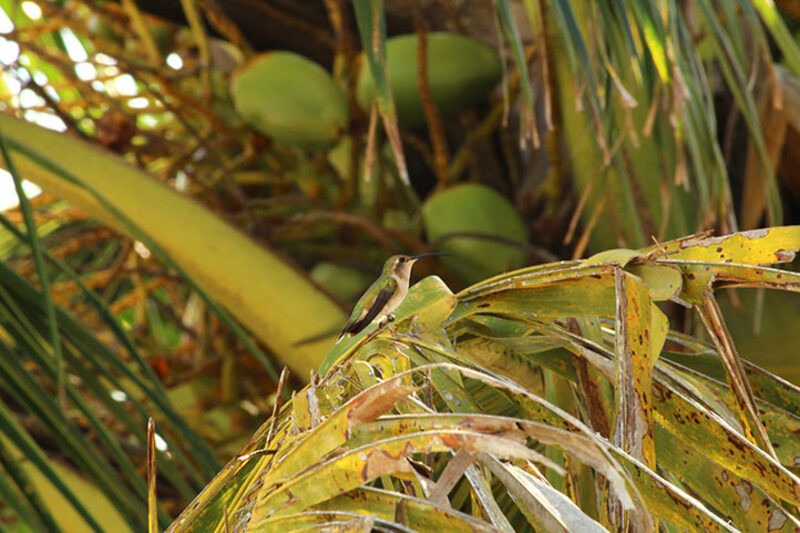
338;253;443;341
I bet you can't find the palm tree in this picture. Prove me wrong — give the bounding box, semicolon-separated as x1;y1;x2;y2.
0;0;798;531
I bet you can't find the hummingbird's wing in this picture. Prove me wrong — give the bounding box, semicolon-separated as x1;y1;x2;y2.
340;278;397;338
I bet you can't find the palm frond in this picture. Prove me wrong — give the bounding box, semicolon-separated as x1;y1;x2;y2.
171;227;800;532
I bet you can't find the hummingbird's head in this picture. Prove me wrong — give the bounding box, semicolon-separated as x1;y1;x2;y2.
383;252;446;279
384;254;417;279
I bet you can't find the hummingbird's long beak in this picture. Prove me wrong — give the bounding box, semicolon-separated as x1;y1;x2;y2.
409;252;448;261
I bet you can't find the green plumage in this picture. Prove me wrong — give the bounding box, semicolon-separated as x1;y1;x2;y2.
339;275;398;339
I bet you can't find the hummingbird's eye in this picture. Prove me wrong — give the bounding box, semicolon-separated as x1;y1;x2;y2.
398;257;406;263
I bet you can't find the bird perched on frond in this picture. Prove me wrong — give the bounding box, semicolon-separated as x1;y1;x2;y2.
337;253;443;341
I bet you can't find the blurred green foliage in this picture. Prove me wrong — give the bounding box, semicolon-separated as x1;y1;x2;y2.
0;0;798;531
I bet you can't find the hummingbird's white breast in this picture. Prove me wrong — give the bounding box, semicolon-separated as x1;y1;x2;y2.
379;272;409;321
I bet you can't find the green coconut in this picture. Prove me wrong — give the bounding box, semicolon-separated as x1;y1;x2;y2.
231;52;347;150
310;262;373;303
423;184;527;284
357;33;501;128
